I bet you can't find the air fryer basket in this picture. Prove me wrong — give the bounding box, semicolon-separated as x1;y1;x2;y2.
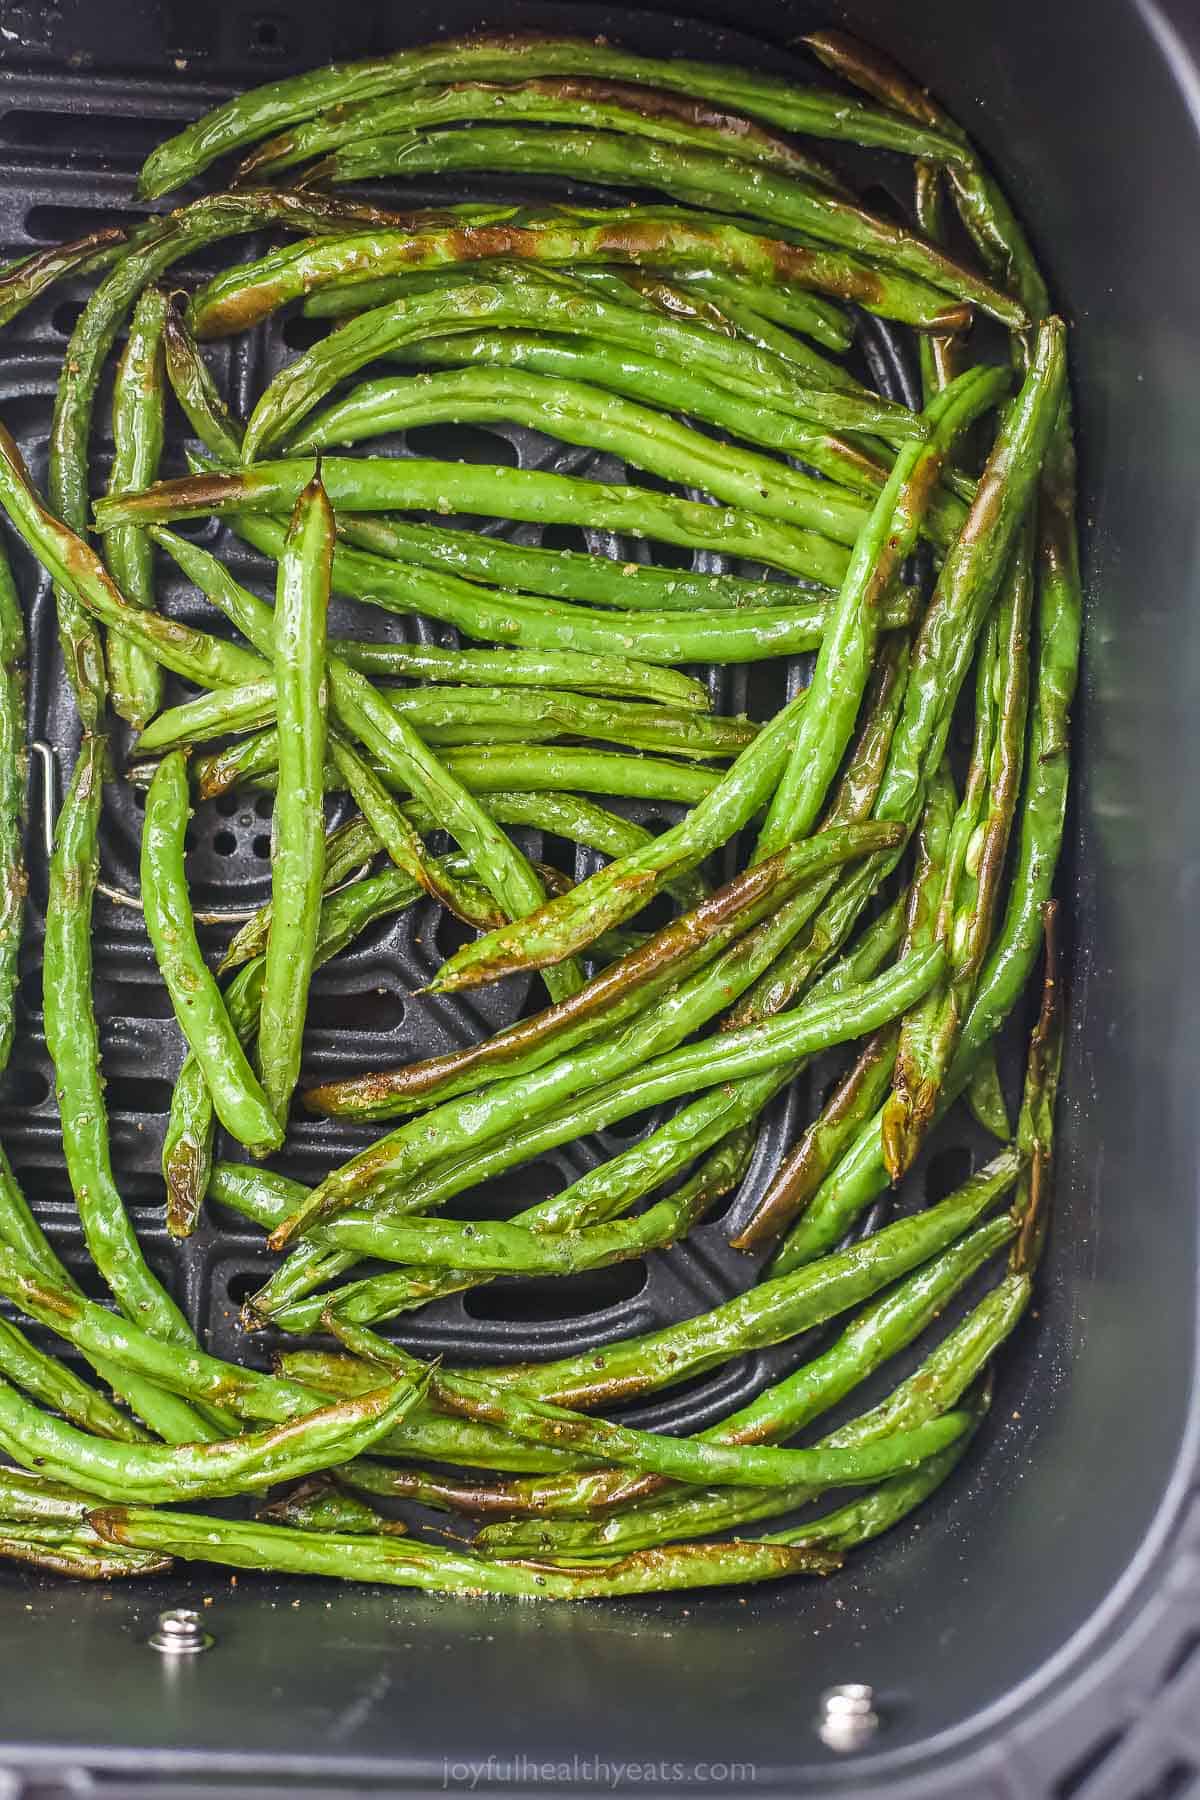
0;0;1197;1794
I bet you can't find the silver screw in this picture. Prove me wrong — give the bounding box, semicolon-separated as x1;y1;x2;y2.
817;1683;879;1752
149;1608;213;1656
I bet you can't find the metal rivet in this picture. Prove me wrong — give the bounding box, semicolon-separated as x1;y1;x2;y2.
149;1608;213;1655
817;1683;879;1752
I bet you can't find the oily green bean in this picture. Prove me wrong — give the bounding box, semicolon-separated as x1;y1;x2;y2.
137;32;972;200
304;828;881;1123
150;526;584;1001
162;292;245;463
141;751;282;1155
102;284;167;728
138;678;755;761
100;459;854;588
336;1316;970;1494
451;1212;1010;1520
0;1316;147;1443
0;1370;425;1504
432;315;1066;994
193;265;928;454
90;1503;841;1596
0;540;25;1078
257;472;332;1124
273;939;935;1249
330;636;708;707
0;229;124;330
0;427;265;692
757;362;1009;856
967;1045;1012;1140
316;126;1022;326
381;330;878;481
485;1271;1024;1552
47;188;439;725
236;512;916;666
290;369;887;537
237;75;848;189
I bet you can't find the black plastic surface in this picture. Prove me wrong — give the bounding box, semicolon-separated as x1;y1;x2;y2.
0;1;1196;1795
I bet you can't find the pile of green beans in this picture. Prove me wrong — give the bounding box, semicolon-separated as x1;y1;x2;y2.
0;30;1078;1604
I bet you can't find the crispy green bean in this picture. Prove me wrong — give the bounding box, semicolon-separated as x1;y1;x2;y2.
47;188;438;725
91;1502;840;1596
257;472;332;1123
141;751;282;1155
149;526;585;1001
100;459;855;587
0;1370;425;1504
138;32;972;200
432;315;1066;993
0;1316;147;1443
138;678;754;761
0;428;265;692
757;363;1008;856
237;76;848;188
329;636;708;706
0;228;124;329
162;291;245;463
193;265;928;452
484;1270;1024;1552
315;126;1021;325
102;284;167;727
290;369;888;538
305;828;882;1123
273;938;935;1248
235;512;916;665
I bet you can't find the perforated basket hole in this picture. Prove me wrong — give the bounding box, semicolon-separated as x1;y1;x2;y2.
104;1074;176;1115
0;1066;50;1108
305;985;406;1034
925;1143;975;1204
403;423;520;467
462;1259;648;1323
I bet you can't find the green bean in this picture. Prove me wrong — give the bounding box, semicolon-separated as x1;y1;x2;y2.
138;677;754;761
342;1315;971;1495
317;125;1022;325
256;472;331;1124
138;32;972;199
305;828;880;1123
0;1316;148;1443
0;1369;426;1504
757;363;1009;857
913;162;962;404
0;540;25;1079
732;1026;899;1251
258;1477;407;1537
967;1045;1012;1140
0;1524;172;1579
886;527;1034;1179
762;1421;979;1551
165;849;480;1238
274;939;935;1250
1010;902;1063;1276
92;1502;843;1596
141;751;282;1155
102;284;167;727
47;189;441;726
193;265;928;454
453;1212;1010;1520
237;75;848;188
486;1270;1024;1553
0;228;124;330
150;527;585;1002
804;31;1049;325
188;730;722;808
431;315;1065;995
0;427;265;695
45;739;196;1341
290;369;890;537
382;329;876;482
0;1140;216;1444
237;512;916;666
162;292;245;463
636;268;857;379
101;460;854;588
330;635;708;706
